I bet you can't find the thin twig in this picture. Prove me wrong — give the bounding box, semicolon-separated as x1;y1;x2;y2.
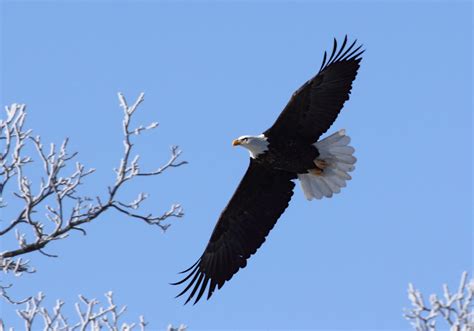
404;272;474;330
0;93;186;277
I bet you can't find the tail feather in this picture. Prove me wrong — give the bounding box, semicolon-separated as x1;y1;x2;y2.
332;153;357;164
328;145;355;155
313;176;332;197
308;176;324;199
335;162;354;173
298;129;356;200
315;129;349;148
322;176;341;194
299;174;319;200
325;171;347;187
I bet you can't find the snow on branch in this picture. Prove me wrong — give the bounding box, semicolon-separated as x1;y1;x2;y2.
0;290;187;330
0;93;187;276
1;291;144;330
404;271;474;331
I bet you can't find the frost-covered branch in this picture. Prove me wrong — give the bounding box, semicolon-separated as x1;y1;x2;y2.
3;291;150;330
404;271;474;331
1;290;187;330
0;93;187;276
0;284;31;305
166;324;187;331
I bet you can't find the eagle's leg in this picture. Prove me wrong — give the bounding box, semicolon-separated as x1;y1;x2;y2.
315;159;328;169
309;159;328;176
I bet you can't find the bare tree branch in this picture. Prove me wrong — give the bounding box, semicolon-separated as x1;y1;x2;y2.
3;291;160;330
0;93;187;275
0;284;31;305
404;271;474;331
1;290;186;330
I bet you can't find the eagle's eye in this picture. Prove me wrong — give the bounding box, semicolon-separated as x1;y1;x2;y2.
242;137;249;143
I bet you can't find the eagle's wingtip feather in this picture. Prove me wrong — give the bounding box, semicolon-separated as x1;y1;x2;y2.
319;36;364;74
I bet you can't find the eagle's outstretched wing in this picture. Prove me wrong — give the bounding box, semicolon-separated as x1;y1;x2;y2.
264;36;364;144
172;159;295;304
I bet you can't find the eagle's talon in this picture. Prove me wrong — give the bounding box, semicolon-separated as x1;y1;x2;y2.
314;159;328;169
309;168;324;176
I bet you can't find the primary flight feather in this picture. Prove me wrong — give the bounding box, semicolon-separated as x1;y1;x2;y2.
172;36;364;304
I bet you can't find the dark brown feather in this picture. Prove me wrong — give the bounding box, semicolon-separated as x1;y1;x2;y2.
172;159;295;304
264;35;364;144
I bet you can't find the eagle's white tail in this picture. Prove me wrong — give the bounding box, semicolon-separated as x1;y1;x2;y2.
298;129;356;200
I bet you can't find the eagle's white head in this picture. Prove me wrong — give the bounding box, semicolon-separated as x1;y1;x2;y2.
232;134;269;159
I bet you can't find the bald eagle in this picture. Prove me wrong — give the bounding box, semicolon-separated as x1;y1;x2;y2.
173;36;364;304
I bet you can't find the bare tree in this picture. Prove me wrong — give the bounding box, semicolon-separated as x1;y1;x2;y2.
4;291;146;331
0;92;186;274
404;271;474;331
0;291;187;331
0;93;187;329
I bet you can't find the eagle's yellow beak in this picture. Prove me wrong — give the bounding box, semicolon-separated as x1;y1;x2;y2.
232;139;241;146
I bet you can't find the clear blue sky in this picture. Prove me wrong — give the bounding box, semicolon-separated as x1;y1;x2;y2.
1;1;472;330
